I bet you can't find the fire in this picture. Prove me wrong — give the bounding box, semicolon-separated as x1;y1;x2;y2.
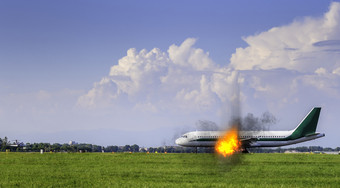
215;126;241;157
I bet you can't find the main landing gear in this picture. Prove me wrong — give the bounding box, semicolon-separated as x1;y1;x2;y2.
241;148;250;153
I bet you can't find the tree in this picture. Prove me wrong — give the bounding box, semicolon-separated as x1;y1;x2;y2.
295;147;308;152
1;137;9;151
105;146;118;152
156;147;164;153
60;144;71;152
25;143;32;151
148;147;155;153
92;145;102;152
51;143;61;152
324;147;334;152
123;145;131;152
131;144;139;152
309;146;323;152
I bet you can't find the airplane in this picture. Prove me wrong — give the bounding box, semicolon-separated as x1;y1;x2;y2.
175;107;325;150
9;140;25;148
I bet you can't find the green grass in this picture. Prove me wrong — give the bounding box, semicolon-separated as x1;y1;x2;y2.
0;152;339;187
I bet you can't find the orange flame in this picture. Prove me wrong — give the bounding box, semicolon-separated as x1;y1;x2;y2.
215;126;241;157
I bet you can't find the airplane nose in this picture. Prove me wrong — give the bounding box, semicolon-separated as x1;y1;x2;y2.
175;138;181;145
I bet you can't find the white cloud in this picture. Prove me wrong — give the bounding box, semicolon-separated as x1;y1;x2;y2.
332;67;340;75
175;75;218;111
301;73;340;98
230;2;340;74
168;38;216;71
77;78;120;108
78;38;236;116
77;2;340;138
227;2;340;115
315;67;327;75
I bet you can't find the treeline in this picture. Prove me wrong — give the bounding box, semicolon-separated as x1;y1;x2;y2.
2;143;200;153
0;136;200;153
1;137;339;153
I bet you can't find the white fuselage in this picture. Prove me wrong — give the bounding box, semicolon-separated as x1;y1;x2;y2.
175;130;325;148
176;107;325;148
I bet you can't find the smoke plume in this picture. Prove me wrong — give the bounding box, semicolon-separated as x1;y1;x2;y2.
195;120;220;131
240;112;277;131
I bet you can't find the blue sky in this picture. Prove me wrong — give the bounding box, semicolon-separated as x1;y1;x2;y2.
0;0;330;92
1;1;339;147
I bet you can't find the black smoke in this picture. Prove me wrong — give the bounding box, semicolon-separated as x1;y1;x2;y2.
195;120;220;131
240;111;277;131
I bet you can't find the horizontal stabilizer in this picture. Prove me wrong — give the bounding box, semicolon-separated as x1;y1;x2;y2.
305;132;320;137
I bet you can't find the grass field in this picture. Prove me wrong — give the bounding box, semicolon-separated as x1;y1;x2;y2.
0;152;339;187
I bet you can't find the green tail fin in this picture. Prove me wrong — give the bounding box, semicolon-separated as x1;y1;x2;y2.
289;107;321;139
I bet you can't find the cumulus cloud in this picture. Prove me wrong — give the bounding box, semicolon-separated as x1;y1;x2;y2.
168;38;216;70
78;2;340;135
78;38;238;115
230;2;340;74
228;2;340;114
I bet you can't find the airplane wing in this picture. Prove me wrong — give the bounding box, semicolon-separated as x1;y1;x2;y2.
240;138;258;148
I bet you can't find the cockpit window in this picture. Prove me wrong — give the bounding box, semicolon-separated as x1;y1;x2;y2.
182;135;188;138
